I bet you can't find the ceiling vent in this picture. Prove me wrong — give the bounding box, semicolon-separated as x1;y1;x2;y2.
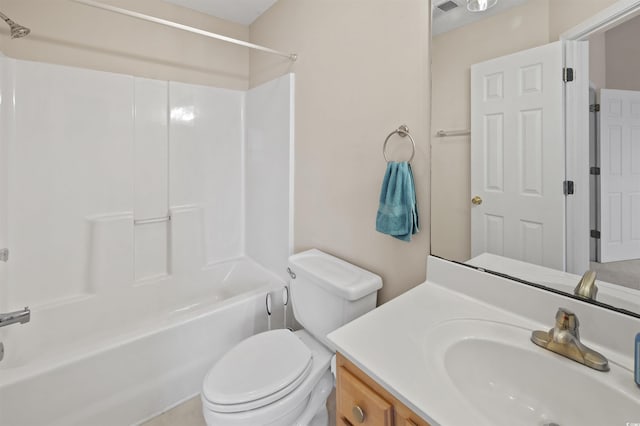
437;1;459;12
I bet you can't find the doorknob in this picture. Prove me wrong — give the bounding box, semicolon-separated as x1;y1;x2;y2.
471;196;483;205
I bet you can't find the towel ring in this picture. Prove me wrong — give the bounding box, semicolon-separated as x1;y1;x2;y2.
383;125;416;163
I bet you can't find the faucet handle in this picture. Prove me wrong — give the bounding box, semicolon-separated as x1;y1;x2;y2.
575;270;598;300
554;307;579;338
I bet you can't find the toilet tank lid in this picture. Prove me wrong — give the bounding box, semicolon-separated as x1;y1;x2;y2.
288;249;382;301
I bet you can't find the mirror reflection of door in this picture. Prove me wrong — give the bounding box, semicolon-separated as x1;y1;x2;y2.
470;41;564;270
588;16;640;287
431;0;640;316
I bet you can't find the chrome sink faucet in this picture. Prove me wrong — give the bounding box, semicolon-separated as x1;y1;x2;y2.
575;270;598;301
531;307;609;371
0;307;30;328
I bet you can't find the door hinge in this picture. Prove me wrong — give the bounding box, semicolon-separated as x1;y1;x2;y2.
590;166;600;175
563;180;575;195
591;230;601;239
590;103;600;112
563;67;574;82
0;248;8;262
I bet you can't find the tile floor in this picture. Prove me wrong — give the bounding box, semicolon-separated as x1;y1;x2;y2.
590;259;640;290
142;397;205;426
142;390;336;426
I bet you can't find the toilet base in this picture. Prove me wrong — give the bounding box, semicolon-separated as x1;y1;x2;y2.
308;406;328;426
291;370;333;426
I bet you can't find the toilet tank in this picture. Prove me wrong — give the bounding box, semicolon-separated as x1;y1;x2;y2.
288;249;382;350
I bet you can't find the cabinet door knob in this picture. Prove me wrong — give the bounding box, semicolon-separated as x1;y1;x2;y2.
352;404;366;423
471;196;483;205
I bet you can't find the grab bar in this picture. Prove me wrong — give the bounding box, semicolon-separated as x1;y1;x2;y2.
0;307;30;328
134;216;171;225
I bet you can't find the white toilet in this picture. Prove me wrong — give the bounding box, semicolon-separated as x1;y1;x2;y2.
201;249;382;426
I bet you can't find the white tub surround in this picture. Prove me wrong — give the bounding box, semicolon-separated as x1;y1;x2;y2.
246;75;295;283
0;57;293;310
328;256;640;426
0;56;294;425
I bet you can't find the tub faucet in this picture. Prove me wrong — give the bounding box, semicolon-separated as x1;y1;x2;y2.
0;307;30;328
574;270;598;301
531;307;609;371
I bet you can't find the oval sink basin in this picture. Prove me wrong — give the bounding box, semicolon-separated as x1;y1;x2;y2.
424;320;640;426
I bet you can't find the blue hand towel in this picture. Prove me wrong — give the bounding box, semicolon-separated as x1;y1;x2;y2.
376;161;419;241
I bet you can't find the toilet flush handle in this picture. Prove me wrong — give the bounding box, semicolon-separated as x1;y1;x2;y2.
265;293;272;330
287;267;296;279
282;286;289;330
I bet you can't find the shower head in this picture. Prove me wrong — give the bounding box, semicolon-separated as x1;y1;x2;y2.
0;11;30;39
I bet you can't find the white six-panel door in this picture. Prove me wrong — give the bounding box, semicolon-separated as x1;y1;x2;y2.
471;41;565;270
599;89;640;262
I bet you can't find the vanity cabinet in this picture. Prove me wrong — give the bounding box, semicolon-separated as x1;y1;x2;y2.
336;353;431;426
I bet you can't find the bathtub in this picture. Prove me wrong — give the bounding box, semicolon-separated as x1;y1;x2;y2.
0;257;284;426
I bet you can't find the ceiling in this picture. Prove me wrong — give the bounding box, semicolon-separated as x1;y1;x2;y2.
432;0;529;36
163;0;279;25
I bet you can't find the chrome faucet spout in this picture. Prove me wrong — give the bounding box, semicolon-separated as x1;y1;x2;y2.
0;307;30;328
575;270;598;300
531;307;609;371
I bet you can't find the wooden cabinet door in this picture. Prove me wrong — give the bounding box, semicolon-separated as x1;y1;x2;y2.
395;404;432;426
337;366;393;426
396;414;431;426
336;353;432;426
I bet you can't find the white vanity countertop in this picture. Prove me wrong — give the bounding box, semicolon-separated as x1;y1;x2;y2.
327;256;640;426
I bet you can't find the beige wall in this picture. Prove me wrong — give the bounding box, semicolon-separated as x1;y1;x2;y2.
250;0;431;304
606;14;640;91
431;0;549;261
549;0;619;41
0;0;249;88
589;31;606;91
588;14;640;93
431;0;620;263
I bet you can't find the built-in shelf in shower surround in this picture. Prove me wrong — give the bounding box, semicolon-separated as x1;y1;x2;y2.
1;56;293;309
87;213;134;292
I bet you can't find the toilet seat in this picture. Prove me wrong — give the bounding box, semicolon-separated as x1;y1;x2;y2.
202;329;313;413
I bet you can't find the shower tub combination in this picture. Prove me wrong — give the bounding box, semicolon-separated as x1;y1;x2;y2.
0;53;293;424
0;258;283;426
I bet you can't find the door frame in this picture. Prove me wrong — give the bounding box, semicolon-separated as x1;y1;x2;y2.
562;0;640;273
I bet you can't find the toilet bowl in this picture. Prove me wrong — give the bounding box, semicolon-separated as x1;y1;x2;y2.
201;249;382;426
202;330;333;426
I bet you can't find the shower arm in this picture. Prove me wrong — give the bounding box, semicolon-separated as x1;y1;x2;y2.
0;11;13;24
0;10;30;39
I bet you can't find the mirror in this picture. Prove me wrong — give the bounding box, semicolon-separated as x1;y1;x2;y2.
430;0;640;317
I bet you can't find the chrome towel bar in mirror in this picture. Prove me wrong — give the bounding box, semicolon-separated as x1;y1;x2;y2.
435;129;470;137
